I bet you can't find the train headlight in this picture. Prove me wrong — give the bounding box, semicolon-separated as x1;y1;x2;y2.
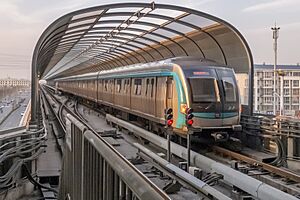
180;104;187;113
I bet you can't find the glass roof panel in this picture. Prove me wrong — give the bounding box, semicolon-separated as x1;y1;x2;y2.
128;23;153;31
143;33;165;41
71;10;104;20
65;25;91;34
101;15;129;21
139;17;168;25
62;31;85;39
150;8;185;18
180;14;218;29
165;22;194;34
106;7;141;13
152;29;178;38
68;18;96;28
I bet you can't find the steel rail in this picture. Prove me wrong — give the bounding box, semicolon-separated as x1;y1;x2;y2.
134;143;231;200
41;86;66;132
73;100;88;123
212;146;300;183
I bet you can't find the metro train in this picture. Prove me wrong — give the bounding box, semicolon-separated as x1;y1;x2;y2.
55;57;242;142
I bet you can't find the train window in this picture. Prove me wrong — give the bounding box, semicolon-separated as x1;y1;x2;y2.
124;80;127;93
167;78;173;99
104;80;108;91
151;78;155;98
116;79;122;93
134;79;142;95
124;79;128;94
145;79;149;96
126;79;131;94
112;80;114;91
98;79;102;89
222;78;236;102
188;78;216;103
109;80;112;92
216;69;237;103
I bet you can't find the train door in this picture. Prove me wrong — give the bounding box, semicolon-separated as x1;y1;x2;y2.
144;77;156;116
155;77;168;119
131;78;142;112
97;79;102;103
148;78;156;116
144;78;150;114
166;77;173;110
124;78;131;109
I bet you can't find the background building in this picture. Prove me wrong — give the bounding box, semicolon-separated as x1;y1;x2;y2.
0;78;30;87
236;73;249;105
236;64;300;116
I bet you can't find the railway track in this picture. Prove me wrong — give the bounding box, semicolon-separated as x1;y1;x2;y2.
209;146;300;196
41;85;219;199
42;85;300;199
212;146;300;183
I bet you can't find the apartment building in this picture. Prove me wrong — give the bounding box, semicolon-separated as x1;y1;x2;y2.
236;64;300;116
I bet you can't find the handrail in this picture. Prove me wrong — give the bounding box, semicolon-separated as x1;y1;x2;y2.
19;99;31;127
59;113;170;200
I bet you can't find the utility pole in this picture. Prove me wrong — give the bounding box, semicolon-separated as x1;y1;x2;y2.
272;23;280;115
278;70;285;116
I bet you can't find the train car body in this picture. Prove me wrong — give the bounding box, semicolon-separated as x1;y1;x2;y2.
56;57;241;141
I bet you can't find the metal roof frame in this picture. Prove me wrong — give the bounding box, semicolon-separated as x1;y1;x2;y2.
31;2;254;122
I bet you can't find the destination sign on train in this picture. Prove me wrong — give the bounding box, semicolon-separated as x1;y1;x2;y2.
193;71;210;75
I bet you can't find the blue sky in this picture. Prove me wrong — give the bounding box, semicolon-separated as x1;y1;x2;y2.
0;0;299;79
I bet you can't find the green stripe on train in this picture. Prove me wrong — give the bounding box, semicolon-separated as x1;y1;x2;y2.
193;112;238;119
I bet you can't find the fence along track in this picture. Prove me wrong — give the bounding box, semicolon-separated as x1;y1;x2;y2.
241;115;300;158
41;88;171;199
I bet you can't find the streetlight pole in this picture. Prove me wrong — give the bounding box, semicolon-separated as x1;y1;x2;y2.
272;23;280;115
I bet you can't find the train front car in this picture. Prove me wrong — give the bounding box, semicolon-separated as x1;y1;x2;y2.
174;59;241;142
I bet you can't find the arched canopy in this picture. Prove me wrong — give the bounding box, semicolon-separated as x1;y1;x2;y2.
31;2;254;122
32;2;253;80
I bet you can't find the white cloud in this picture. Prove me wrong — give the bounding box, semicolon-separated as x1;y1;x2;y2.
243;0;300;12
0;0;41;24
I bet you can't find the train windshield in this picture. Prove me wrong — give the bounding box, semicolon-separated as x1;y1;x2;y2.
222;77;237;102
216;69;238;103
188;78;218;103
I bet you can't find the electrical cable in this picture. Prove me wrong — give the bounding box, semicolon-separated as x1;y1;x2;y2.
22;164;58;194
